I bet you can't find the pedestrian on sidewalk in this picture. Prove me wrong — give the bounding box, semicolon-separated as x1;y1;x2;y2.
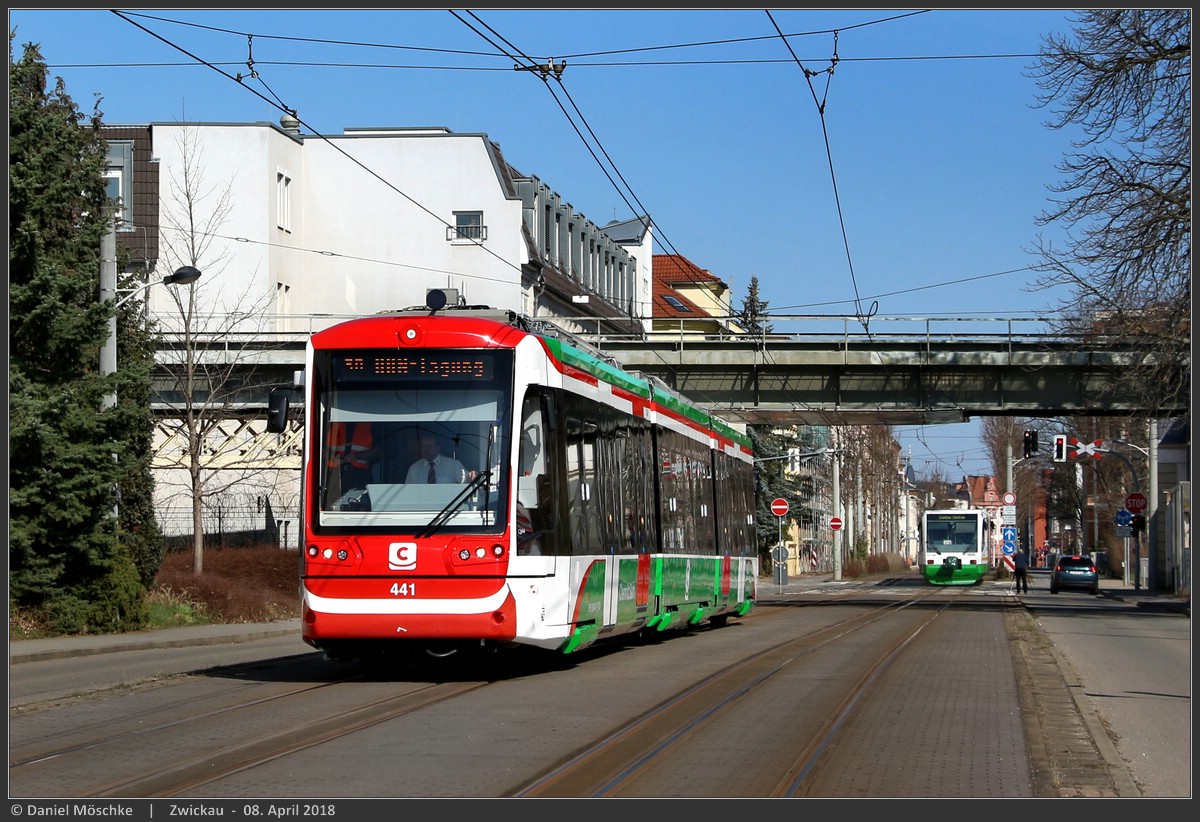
1013;547;1030;594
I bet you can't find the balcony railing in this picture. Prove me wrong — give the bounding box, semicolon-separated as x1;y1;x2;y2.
447;224;487;242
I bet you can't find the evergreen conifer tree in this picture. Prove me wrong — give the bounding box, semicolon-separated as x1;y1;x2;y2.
737;275;773;336
9;36;150;631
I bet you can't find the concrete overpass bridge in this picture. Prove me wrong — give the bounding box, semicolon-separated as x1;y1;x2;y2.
569;315;1187;427
149;314;1187;462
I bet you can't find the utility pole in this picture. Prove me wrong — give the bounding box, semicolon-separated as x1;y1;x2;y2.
1148;419;1159;590
99;221;119;520
832;446;841;581
1006;442;1014;494
99;220;118;412
1100;431;1158;590
1075;461;1084;553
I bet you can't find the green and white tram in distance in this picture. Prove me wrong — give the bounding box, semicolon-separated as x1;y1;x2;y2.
919;509;988;586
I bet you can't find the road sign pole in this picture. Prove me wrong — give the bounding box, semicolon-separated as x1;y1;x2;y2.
778;516;783;590
769;497;789;587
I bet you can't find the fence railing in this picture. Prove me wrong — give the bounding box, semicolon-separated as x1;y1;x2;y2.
152;313;1136;349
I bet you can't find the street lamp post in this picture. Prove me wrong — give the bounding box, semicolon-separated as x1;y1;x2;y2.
118;265;202;308
98;218;201;520
1108;431;1159;590
99;259;201;409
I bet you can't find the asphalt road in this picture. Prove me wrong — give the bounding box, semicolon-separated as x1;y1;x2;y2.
11;569;1190;797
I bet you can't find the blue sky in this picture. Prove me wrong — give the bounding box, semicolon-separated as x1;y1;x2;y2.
9;7;1087;479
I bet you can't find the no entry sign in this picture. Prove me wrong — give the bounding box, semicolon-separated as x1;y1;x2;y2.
830;516;844;531
770;498;789;517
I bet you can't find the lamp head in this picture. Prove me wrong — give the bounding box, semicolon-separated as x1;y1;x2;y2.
165;266;201;286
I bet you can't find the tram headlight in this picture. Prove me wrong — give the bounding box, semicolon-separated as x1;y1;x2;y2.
337;549;349;561
475;546;487;559
492;543;505;557
458;548;471;561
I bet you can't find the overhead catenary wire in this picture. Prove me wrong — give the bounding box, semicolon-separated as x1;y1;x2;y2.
110;9;528;288
99;8;1068;453
452;10;687;261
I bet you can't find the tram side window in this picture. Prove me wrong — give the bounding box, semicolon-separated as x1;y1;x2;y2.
657;428;711;555
733;458;756;556
566;417;603;555
695;445;715;555
595;427;625;554
714;450;750;556
659;441;684;554
622;424;655;553
517;393;554;555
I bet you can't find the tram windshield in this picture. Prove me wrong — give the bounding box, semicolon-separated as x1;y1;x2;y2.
924;514;981;555
312;349;513;532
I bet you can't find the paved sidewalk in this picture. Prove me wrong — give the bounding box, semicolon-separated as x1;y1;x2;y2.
10;618;303;664
759;568;1189;613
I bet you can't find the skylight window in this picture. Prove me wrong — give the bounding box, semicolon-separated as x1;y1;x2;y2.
663;295;691;312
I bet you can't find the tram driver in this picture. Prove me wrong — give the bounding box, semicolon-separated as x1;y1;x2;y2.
405;433;475;484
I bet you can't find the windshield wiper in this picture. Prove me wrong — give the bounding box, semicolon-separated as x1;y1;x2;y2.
417;469;493;539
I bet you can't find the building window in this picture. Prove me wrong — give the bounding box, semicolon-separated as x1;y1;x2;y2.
449;211;485;242
276;171;292;233
663;295;691;312
105;141;133;229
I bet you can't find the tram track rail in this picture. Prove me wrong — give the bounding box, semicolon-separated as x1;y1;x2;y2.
13;581;1124;798
10;659;492;798
511;589;951;797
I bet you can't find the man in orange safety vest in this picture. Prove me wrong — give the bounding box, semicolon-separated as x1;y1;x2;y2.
327;422;379;500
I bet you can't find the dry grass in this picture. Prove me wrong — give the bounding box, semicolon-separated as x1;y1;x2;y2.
151;545;301;624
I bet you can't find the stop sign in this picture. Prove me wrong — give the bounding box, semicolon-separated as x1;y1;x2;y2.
830;516;844;531
1124;492;1148;514
770;498;789;517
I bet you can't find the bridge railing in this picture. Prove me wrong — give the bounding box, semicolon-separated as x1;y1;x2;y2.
149;312;1145;352
549;315;1107;348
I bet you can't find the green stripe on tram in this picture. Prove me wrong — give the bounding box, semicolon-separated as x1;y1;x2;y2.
541;338;651;398
711;416;752;449
650;385;710;427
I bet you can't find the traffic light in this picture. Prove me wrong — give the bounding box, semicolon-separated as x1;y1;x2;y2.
1023;429;1038;458
1130;514;1146;535
1053;434;1068;462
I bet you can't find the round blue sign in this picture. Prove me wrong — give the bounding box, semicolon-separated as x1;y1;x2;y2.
1115;509;1132;526
1002;541;1016;555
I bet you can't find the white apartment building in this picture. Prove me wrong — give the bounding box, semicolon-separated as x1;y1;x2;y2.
137;119;653;332
107;118;656;541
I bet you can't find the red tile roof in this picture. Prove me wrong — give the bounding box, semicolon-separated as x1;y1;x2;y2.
654;253;720;284
652;254;720;318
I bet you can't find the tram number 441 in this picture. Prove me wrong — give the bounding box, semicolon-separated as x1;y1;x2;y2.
390;582;417;596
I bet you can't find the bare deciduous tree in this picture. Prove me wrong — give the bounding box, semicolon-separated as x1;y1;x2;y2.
1027;9;1190;415
153;125;291;574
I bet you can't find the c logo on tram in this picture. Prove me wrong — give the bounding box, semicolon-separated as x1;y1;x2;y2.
389;542;417;570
